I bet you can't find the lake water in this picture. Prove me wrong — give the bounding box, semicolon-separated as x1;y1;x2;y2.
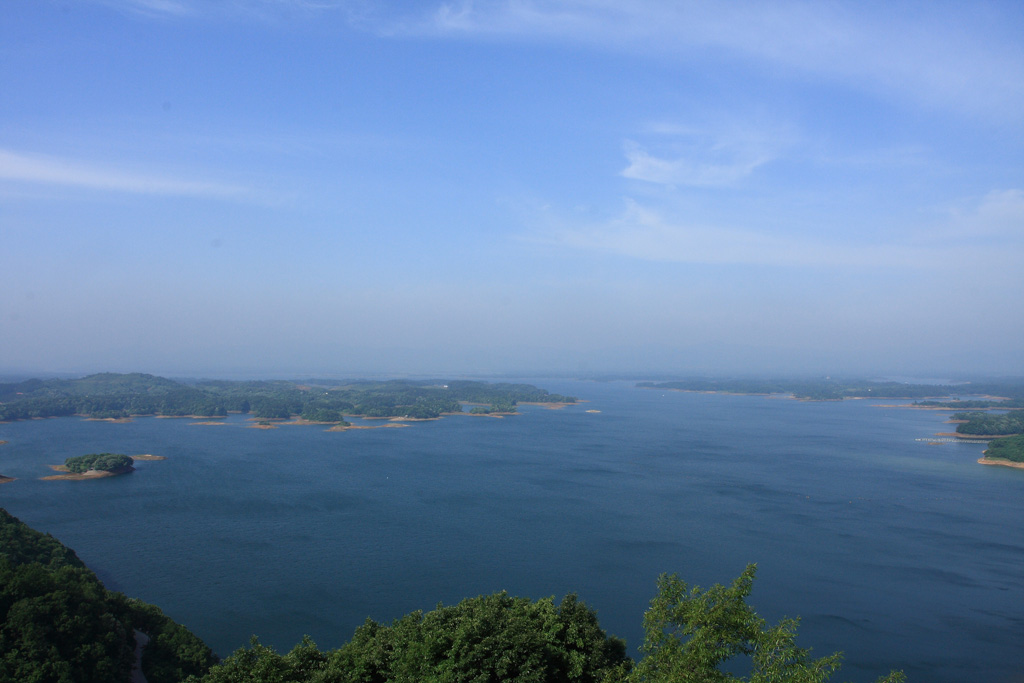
1;380;1021;682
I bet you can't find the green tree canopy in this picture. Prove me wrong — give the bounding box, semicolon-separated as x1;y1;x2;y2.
630;564;904;683
0;508;217;683
64;453;134;473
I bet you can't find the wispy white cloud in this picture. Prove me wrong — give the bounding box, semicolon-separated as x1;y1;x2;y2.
621;142;769;187
620;121;786;187
91;0;356;20
88;0;1024;123
0;149;249;198
394;1;1024;122
94;0;194;17
941;189;1024;240
536;192;1024;269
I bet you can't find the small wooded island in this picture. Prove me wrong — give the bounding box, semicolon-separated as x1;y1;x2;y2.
43;453;136;480
65;453;134;474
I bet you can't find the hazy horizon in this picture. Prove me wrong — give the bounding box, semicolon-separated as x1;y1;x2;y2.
3;1;1022;378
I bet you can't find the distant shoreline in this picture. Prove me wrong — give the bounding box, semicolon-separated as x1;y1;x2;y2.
327;422;411;431
518;401;577;410
156;414;228;419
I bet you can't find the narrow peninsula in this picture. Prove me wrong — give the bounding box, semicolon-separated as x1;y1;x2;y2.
980;434;1024;469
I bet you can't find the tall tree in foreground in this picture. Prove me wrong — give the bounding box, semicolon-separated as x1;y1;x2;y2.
629;564;904;683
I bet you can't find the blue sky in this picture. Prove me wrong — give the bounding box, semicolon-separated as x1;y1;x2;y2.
2;0;1022;377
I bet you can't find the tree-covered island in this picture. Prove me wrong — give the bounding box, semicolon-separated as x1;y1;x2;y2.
41;453;143;481
0;373;577;423
63;452;135;474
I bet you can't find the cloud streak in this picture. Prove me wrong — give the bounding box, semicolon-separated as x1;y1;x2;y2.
0;149;249;198
399;0;1024;123
620;121;784;187
945;189;1024;239
88;1;1024;123
94;0;194;17
91;0;357;20
621;143;769;187
539;193;1024;269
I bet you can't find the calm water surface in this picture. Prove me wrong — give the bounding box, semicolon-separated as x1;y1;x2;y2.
1;380;1021;682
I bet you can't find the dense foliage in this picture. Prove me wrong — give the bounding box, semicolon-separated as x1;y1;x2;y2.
0;508;86;570
0;560;135;683
914;398;1024;410
299;405;349;423
0;508;216;683
951;410;1024;436
983;434;1024;463
64;452;134;473
630;565;904;683
192;592;628;683
187;568;904;683
0;373;576;422
1;507;904;683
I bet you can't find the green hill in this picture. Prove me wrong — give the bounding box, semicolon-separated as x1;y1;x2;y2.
0;508;216;683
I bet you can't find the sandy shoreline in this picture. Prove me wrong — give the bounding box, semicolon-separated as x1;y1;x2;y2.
41;464;132;481
978;458;1024;470
878;403;1013;411
875;404;960;410
451;410;511;418
156;414;227;419
326;422;411;431
518;401;575;410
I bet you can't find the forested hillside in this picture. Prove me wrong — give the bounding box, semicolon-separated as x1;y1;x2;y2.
0;508;216;683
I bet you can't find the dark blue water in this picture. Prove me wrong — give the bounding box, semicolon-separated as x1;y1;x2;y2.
1;380;1021;682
